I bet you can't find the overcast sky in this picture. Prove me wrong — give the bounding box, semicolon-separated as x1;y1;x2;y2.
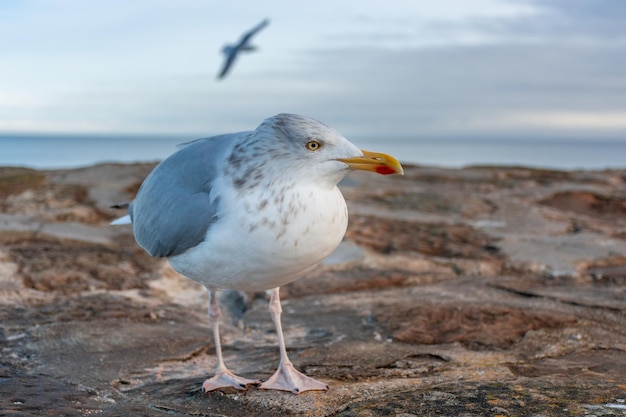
2;0;626;141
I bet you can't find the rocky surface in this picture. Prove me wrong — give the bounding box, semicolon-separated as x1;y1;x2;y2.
0;162;625;416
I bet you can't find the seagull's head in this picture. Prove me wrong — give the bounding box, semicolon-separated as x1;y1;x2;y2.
256;113;403;186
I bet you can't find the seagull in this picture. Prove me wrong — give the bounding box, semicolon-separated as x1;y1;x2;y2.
114;113;403;394
217;18;270;80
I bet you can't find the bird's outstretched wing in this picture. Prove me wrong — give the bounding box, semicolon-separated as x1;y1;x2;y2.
218;49;238;79
237;18;270;47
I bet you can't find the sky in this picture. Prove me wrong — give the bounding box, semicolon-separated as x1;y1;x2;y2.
2;0;626;141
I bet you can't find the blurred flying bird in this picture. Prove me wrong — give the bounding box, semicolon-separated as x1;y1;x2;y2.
217;18;270;80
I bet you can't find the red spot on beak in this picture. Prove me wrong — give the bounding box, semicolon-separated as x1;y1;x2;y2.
375;165;397;175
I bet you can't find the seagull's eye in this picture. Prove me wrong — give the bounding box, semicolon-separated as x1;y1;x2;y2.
305;140;322;152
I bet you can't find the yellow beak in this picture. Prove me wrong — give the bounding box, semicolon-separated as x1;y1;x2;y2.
337;149;404;176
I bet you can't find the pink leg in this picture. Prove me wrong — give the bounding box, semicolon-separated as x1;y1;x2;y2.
202;288;260;393
259;287;329;394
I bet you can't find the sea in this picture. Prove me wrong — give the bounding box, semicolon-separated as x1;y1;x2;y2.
1;134;625;171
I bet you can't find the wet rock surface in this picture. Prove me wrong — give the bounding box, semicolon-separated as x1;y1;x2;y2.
1;163;625;416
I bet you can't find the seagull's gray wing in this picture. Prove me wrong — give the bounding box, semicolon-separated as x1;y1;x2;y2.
238;18;270;47
129;133;241;258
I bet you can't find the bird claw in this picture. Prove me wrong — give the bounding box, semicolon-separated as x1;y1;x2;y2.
202;370;260;393
259;362;329;394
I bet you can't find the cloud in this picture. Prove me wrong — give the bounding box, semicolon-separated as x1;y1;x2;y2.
476;111;626;130
464;0;626;42
284;1;626;139
286;38;626;139
1;0;625;142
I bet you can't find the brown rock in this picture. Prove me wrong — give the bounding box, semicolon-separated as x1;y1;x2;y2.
1;163;625;416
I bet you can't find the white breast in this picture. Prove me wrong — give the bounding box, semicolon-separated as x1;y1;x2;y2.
168;183;348;291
